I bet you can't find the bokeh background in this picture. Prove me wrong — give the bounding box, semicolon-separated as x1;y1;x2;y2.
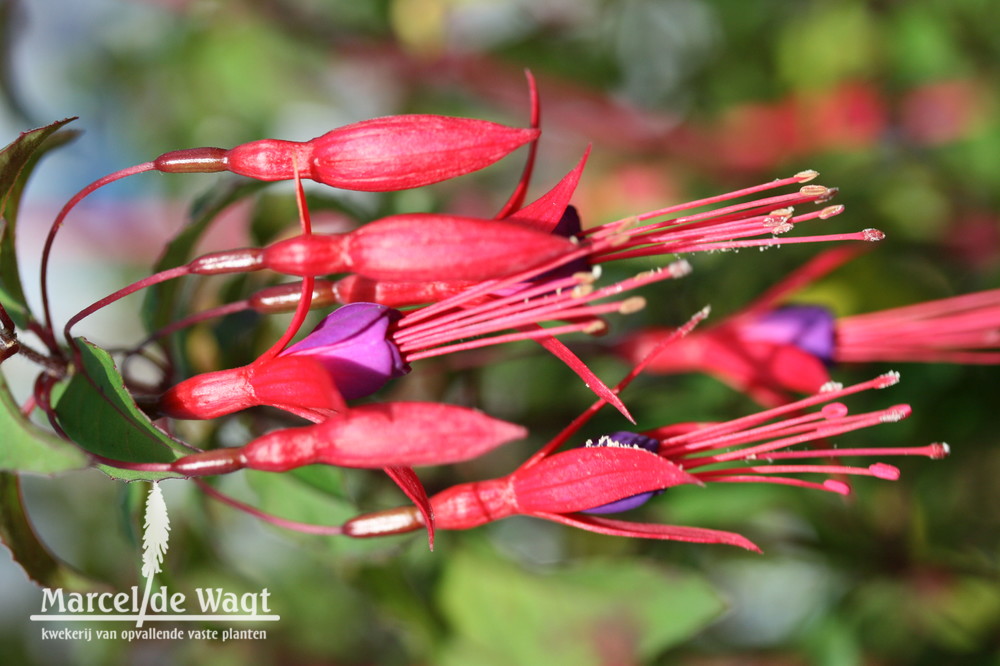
1;0;998;664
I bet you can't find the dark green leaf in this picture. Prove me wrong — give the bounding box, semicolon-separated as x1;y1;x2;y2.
0;118;78;329
54;338;188;481
0;370;89;475
437;545;727;665
0;472;108;592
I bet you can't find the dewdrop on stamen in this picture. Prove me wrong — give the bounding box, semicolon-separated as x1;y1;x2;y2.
820;381;844;392
821;403;849;418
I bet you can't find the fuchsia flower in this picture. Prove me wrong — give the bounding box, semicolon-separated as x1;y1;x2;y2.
337;373;946;550
209;157;884;320
159;254;691;420
616;248;1000;405
303;162;883;310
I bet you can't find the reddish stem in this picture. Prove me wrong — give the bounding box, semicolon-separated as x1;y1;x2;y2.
41;162;157;352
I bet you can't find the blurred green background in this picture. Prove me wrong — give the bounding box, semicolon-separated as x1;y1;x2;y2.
1;0;998;664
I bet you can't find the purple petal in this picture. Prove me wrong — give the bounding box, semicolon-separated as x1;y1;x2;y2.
282;303;409;399
740;304;836;363
581;431;663;514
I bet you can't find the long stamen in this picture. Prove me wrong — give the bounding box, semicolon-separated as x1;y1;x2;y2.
661;373;901;447
396;263;686;358
697;462;901;480
695;475;853;494
680;405;910;465
835;290;1000;364
676;228;884;253
597;184;828;242
582;170;820;239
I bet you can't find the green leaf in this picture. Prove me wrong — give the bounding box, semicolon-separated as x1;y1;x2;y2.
54;338;188;481
0;370;89;475
0;472;108;592
0;118;78;329
437;545;727;665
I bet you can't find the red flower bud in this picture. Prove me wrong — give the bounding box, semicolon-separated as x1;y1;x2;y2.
154;115;538;191
241;402;526;470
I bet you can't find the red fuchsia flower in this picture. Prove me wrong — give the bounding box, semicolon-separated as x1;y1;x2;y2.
228;157;883;314
390;160;884;307
332;373;946;551
158;253;692;421
616;247;1000;405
